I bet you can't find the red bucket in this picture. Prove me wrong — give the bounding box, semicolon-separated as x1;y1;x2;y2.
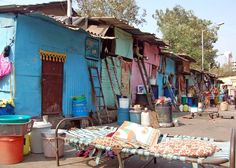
0;136;24;164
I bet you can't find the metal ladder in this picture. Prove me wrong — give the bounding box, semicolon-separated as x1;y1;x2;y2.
104;56;122;108
88;66;110;124
136;58;155;110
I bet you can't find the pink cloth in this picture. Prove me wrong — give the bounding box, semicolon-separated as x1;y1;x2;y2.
0;54;12;79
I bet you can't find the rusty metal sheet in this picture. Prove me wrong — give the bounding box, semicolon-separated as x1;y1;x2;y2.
178;53;196;63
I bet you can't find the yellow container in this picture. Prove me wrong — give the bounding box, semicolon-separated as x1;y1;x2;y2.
23;133;30;155
183;105;189;112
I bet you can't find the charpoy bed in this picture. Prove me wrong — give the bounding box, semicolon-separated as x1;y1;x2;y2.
55;117;235;168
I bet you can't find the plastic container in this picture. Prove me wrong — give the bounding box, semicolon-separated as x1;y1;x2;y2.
72;96;89;117
0;115;31;123
31;122;52;153
150;78;156;85
41;129;66;158
155;104;172;126
129;110;141;124
0;104;14;115
192;97;198;107
188;97;193;106
183;104;189;112
119;98;129;108
23;133;30;155
179;104;183;112
198;102;203;112
141;110;150;126
220;102;228;111
189;107;198;113
135;94;148;106
0;136;24;164
117;108;129;125
0;121;33;136
181;96;188;105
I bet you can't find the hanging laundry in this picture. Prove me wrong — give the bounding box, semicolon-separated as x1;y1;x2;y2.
0;54;12;79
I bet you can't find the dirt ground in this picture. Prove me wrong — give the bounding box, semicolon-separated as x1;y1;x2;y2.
1;105;236;168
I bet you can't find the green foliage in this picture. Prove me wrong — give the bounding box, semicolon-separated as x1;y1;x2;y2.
153;5;219;69
75;0;146;25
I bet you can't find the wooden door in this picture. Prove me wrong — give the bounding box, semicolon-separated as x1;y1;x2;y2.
42;61;63;115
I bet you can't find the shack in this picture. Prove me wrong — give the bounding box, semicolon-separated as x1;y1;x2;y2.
0;12;100;118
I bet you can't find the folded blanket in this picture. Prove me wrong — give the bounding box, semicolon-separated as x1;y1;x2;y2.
112;121;160;148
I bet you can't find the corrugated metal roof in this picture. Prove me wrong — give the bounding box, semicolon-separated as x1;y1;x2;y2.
26;13;90;34
90;17;168;47
161;51;189;62
51;16;116;39
52;16;168;46
190;68;201;73
178;53;196;63
87;25;109;37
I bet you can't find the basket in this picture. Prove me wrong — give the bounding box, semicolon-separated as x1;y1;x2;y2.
0;120;34;136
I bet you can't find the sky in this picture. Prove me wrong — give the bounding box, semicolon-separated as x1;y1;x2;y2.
136;0;236;65
0;0;235;65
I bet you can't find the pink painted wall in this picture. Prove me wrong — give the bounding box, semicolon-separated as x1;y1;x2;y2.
143;42;160;66
131;42;160;104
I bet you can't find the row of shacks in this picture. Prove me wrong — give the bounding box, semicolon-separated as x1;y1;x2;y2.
0;1;222;123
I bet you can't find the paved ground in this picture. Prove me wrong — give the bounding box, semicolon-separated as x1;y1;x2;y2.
1;105;236;168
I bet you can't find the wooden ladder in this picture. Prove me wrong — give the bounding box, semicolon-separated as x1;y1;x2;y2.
104;56;122;108
88;66;110;124
137;58;155;110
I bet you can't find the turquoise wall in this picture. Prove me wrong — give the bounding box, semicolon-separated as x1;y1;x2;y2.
6;14;98;117
102;27;132;108
0;14;16;103
101;57;121;108
157;56;176;97
115;28;133;59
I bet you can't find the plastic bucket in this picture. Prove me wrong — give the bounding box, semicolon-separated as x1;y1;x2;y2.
192;97;198;107
0;115;31;123
23;133;30;155
129;110;141;124
41;129;65;158
155;104;172;125
188;97;193;106
0;136;24;164
119;98;129;108
31;122;52;153
72;99;89;117
135;94;148;106
181;96;188;104
117;108;129;125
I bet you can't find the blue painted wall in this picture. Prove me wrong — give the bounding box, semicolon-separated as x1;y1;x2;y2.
157;56;176;97
0;14;16;101
6;14;98;117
